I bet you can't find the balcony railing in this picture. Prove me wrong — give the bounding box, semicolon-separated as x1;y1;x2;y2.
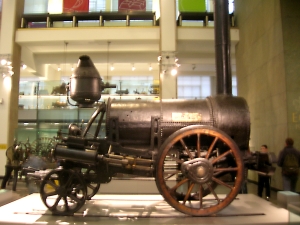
20;11;235;29
177;12;235;27
21;11;157;28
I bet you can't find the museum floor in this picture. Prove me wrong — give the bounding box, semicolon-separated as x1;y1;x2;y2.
0;178;299;225
0;178;278;203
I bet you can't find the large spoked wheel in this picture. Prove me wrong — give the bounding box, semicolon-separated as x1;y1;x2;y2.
40;168;87;215
155;125;244;216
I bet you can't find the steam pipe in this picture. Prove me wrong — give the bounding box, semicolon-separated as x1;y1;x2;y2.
214;0;232;95
82;102;106;137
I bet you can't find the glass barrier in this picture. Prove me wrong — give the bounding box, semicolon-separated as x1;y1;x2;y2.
17;79;159;143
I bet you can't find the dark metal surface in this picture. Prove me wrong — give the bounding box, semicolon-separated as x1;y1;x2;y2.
106;96;250;150
69;55;103;108
39;168;87;215
214;0;232;95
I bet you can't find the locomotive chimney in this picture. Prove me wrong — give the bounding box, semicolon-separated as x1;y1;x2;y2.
214;0;232;95
69;55;103;108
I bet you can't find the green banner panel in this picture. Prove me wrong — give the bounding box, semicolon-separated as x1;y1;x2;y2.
178;0;206;12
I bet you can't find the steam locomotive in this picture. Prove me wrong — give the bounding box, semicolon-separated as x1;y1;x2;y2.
34;54;250;217
27;0;269;217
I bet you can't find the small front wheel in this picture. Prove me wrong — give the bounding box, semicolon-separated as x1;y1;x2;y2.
40;168;87;215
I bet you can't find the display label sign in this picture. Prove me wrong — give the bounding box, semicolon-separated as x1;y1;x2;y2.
172;112;202;122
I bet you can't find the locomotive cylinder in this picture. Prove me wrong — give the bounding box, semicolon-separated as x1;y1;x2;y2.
54;145;98;163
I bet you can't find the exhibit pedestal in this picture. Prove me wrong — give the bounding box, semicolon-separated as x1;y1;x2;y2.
0;193;299;225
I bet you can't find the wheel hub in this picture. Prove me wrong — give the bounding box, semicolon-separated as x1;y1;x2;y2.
181;158;214;184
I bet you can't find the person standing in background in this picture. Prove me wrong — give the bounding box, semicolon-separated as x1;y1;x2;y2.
257;145;271;200
1;142;23;191
277;138;300;192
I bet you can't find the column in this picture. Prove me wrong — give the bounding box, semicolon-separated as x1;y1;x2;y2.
159;0;177;99
0;0;24;175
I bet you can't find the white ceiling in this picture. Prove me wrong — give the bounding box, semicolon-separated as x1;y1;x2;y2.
17;29;238;81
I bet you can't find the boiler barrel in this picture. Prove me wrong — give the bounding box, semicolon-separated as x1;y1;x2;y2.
106;95;250;150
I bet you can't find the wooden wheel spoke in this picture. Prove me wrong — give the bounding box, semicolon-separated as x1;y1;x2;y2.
163;170;180;180
179;138;193;159
166;153;184;164
197;133;201;158
199;184;203;208
65;173;75;187
214;167;238;173
49;196;62;210
212;177;234;190
212;149;232;164
205;137;218;159
63;197;69;211
207;182;220;203
87;183;96;190
68;192;82;203
170;178;189;192
183;182;195;204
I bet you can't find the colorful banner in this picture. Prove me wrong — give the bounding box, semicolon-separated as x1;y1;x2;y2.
118;0;146;11
178;0;206;12
63;0;89;13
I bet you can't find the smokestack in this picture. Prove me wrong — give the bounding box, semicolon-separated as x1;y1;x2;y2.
69;55;103;108
214;0;232;95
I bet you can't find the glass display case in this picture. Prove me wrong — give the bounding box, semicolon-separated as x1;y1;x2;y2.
17;79;159;143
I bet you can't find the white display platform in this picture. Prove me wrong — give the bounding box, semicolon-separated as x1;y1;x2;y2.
0;193;299;225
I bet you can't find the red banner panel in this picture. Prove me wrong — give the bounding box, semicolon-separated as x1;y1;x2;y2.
118;0;146;11
63;0;89;13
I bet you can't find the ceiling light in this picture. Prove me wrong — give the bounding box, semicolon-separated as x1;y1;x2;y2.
110;64;114;71
1;59;7;65
132;64;135;71
149;64;152;71
171;68;177;76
